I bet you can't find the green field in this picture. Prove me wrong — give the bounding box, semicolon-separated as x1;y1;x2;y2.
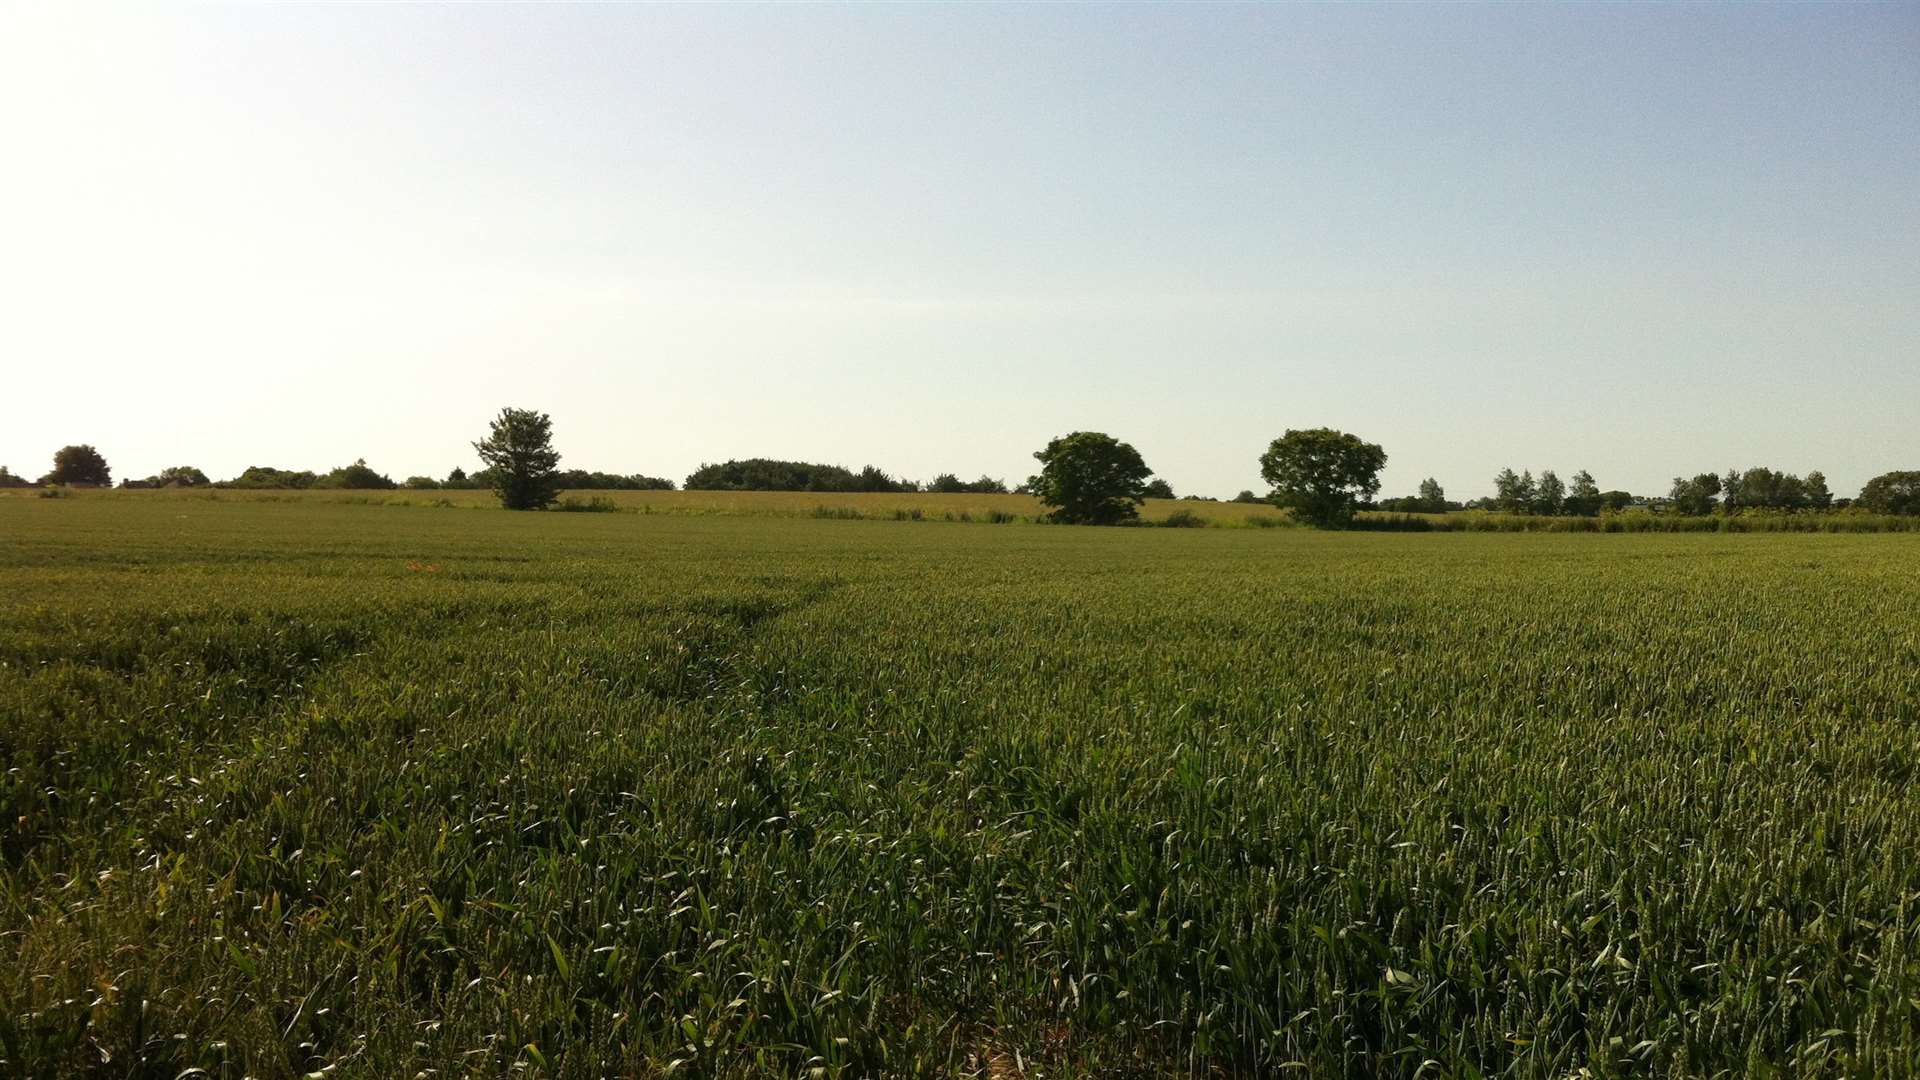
4;497;1918;1077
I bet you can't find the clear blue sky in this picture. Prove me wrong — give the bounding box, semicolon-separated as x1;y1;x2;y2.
3;3;1915;498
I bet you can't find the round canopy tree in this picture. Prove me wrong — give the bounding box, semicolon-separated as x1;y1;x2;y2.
1258;428;1387;528
1028;431;1153;525
43;444;111;487
1857;470;1920;515
474;407;562;510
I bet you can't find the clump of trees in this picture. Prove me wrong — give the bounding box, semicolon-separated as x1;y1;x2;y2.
0;466;31;488
221;466;316;489
474;407;563;510
686;459;916;493
122;466;211;489
1379;477;1457;514
1259;428;1387;528
1668;466;1834;514
1028;431;1154;525
316;459;397;490
1719;467;1831;511
928;473;1009;494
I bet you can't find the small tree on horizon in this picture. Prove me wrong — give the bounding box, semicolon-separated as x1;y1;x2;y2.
1143;478;1175;500
1565;469;1601;515
1028;431;1153;525
474;407;562;510
1417;477;1447;512
1258;428;1387;528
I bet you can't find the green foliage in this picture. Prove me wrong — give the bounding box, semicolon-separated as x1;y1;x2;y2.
0;466;31;489
220;465;319;489
1259;428;1386;528
1857;470;1920;515
1564;469;1602;515
315;459;397;490
1720;466;1830;511
929;473;1009;495
1669;472;1723;516
122;466;213;489
685;458;912;493
3;500;1918;1076
1143;478;1175;500
153;465;211;487
41;444;110;486
1028;431;1153;525
556;469;675;491
474;407;563;511
1159;508;1206;528
553;494;621;513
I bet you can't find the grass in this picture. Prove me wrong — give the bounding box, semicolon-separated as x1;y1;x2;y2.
2;497;1918;1076
0;486;1285;525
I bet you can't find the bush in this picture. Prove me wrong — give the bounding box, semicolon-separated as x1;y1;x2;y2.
1160;509;1207;528
553;495;620;513
315;459;397;490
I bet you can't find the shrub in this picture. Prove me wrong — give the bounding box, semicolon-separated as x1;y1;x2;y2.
1160;509;1207;528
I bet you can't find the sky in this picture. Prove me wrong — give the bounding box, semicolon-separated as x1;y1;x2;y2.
3;3;1916;499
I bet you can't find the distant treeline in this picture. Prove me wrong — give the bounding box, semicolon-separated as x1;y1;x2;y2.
681;458;1016;495
7;444;1918;519
1360;466;1919;517
0;458;678;492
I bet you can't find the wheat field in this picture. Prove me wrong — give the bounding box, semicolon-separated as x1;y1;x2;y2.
3;496;1918;1076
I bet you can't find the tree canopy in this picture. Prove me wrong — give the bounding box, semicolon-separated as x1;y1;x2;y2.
1028;432;1153;525
42;445;111;487
474;407;563;510
684;459;913;493
1258;429;1386;528
1857;470;1920;515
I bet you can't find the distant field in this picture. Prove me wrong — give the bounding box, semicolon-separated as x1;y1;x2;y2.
4;498;1918;1076
0;486;1285;524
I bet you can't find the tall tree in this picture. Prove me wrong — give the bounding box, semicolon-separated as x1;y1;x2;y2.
1535;469;1566;516
1417;477;1447;513
1515;470;1538;513
43;445;111;486
1565;469;1601;515
1028;431;1153;525
1493;468;1524;512
1258;428;1387;529
1805;470;1832;509
474;407;563;511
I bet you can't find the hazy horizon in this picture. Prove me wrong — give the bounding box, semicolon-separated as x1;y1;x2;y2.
3;3;1915;500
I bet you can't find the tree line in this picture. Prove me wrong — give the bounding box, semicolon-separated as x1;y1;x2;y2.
9;417;1918;526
